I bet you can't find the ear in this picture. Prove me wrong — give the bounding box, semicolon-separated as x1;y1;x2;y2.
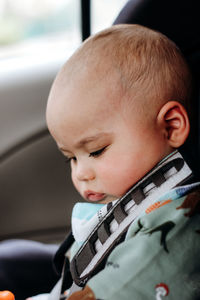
157;101;190;148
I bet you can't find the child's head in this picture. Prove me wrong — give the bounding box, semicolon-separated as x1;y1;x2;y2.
46;24;192;204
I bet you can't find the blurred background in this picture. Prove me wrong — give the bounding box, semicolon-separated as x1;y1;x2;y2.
0;0;127;58
0;0;127;244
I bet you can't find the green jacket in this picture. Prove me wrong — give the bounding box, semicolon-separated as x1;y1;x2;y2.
88;184;200;300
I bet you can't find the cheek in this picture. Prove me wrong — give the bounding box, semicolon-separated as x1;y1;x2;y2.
98;156;141;197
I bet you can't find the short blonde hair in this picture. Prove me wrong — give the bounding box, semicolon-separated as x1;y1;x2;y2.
61;24;192;116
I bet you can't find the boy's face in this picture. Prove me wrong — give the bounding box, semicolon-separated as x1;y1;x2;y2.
47;72;171;204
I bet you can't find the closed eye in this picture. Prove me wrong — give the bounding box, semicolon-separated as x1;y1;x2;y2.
89;146;107;158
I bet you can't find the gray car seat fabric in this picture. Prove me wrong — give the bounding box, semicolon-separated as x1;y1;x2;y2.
0;240;59;300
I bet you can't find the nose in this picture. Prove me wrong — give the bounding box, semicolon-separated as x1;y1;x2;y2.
75;161;95;182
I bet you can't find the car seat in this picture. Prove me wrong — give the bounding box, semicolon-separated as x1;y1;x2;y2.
114;0;200;180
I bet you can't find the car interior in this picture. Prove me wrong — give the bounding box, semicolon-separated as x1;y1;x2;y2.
0;0;199;299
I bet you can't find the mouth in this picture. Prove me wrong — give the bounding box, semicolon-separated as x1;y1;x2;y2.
84;190;106;202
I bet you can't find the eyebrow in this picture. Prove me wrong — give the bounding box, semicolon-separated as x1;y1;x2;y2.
59;132;111;152
77;133;111;146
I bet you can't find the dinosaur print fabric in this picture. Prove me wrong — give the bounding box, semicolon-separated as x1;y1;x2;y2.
85;182;200;300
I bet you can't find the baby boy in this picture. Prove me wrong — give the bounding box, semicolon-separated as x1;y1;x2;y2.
44;24;200;300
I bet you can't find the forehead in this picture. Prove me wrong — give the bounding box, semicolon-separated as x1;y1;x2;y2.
48;61;123;115
46;65;125;142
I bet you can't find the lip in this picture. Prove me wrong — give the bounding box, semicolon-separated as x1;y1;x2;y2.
84;190;106;202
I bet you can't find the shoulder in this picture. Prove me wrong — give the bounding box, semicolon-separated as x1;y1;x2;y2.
88;184;200;299
127;183;200;240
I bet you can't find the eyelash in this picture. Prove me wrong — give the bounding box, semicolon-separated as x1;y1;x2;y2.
89;146;107;157
65;146;107;163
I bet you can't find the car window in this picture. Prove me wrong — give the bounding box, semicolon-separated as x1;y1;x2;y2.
0;0;128;60
0;0;80;60
91;0;127;34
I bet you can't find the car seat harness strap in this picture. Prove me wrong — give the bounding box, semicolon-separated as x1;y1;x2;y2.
58;151;193;299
